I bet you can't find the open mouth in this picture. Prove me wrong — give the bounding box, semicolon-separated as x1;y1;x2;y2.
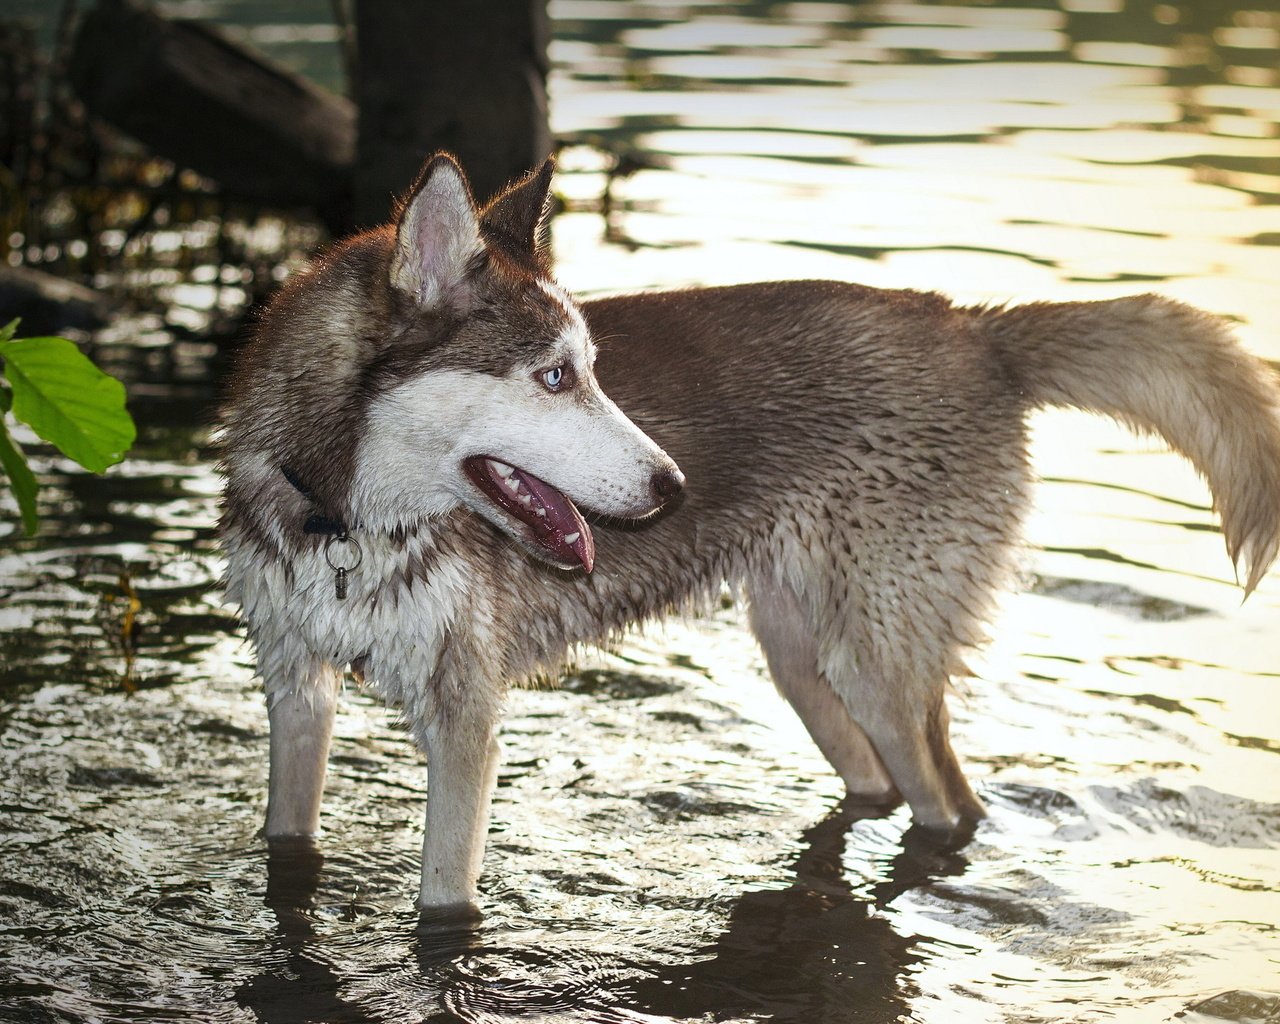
463;456;596;572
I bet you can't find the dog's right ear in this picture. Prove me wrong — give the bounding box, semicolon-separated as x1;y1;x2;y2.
390;153;483;309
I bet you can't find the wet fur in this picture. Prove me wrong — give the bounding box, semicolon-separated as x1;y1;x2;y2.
220;154;1280;912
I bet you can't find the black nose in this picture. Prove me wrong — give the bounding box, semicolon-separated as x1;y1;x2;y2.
651;467;685;503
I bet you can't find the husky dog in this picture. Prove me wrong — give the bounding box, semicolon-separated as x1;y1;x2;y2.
221;153;1280;914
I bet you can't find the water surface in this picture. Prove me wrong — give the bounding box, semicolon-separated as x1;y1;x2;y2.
2;2;1279;1022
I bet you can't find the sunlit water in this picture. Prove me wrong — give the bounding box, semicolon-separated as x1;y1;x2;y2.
2;2;1279;1022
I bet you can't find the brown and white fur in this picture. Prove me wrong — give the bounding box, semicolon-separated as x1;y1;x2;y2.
220;153;1280;915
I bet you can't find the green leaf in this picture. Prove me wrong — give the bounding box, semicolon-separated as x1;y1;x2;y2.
0;416;39;535
0;319;18;343
0;336;136;473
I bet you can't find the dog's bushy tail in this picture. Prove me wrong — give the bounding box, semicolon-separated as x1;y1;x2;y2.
983;294;1280;595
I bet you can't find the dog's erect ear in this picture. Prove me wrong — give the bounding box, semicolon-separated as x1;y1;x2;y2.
479;157;555;269
390;153;483;308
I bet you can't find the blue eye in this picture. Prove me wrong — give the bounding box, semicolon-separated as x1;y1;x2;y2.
542;366;564;390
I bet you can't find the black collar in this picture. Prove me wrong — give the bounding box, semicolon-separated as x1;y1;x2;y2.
281;465;351;537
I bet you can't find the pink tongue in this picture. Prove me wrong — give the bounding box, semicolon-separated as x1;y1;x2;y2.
514;469;595;572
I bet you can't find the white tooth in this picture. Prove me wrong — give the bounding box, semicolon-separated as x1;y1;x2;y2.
563;532;580;544
520;494;532;506
535;509;547;517
505;477;521;493
492;462;514;478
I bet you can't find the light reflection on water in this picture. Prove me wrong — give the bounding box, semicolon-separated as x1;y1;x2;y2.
2;1;1279;1022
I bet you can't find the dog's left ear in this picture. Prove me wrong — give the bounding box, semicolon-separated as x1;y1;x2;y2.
391;153;483;309
479;157;555;269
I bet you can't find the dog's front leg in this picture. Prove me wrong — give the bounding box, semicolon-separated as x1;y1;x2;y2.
264;659;341;837
415;688;502;913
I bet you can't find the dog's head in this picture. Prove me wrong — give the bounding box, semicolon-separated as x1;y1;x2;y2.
342;154;682;572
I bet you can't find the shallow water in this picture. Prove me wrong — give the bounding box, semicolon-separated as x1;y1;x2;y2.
3;1;1280;1022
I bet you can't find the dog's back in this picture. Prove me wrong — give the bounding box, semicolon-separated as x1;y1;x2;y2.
578;279;1031;648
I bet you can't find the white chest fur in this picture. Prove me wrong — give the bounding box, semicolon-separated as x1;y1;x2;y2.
225;526;479;709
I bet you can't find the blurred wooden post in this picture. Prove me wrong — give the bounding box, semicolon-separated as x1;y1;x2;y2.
0;22;37;184
68;0;356;228
352;0;551;225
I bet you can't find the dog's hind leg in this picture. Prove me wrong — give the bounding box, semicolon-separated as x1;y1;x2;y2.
826;664;984;834
748;575;899;807
751;572;985;833
264;655;342;837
